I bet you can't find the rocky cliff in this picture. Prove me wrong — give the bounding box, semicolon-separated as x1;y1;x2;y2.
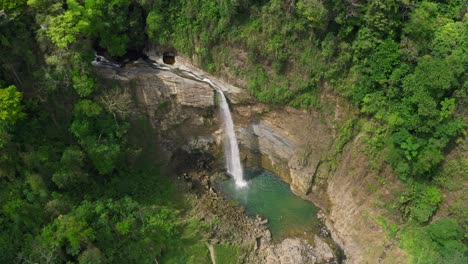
95;56;407;263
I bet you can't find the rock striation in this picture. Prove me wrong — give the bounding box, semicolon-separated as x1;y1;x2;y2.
236;106;334;198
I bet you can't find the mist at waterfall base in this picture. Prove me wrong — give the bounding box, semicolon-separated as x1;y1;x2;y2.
220;169;320;241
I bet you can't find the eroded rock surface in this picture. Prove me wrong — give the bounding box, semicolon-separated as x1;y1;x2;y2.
236;106;334;198
95;63;219;160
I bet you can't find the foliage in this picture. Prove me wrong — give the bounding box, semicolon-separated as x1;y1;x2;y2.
146;10;164;42
52;146;88;189
30;0;145;56
400;218;467;264
214;244;242;264
0;0;467;263
28;197;183;262
0;2;209;263
0;85;25;128
296;0;328;29
398;183;442;224
334;119;356;155
70;99;125;175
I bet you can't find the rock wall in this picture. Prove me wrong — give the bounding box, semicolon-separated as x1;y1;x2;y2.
95;58;407;263
235;105;335;199
325;134;408;263
95;63;220;159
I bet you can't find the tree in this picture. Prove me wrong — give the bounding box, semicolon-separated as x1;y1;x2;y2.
431;20;467;57
98;88;132;119
85;140;121;175
45;0;90;48
78;247;105;264
402;1;440;44
52;146;88;189
86;0;133;56
29;197;182;263
296;0;328;29
1;0;28;14
365;0;401;34
146;10;163;41
0;85;25;148
70;99;125;175
0;85;25;128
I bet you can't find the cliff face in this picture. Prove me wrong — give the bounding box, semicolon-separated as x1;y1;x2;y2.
96;63;220;157
236;105;334;198
95;58;407;263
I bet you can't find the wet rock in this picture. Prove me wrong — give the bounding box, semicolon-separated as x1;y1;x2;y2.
313;236;335;262
214;172;229;180
182;137;216;154
209;187;217;197
266;239;317;264
319;226;331;238
254;238;261;251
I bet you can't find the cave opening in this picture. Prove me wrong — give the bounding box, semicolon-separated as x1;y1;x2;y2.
163;51;176;65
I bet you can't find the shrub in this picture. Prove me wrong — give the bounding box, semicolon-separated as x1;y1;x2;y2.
399;183;441;223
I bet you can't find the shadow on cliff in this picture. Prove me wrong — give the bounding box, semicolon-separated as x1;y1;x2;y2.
241;119;263;171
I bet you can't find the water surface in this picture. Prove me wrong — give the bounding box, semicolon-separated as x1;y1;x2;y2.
220;169;320;241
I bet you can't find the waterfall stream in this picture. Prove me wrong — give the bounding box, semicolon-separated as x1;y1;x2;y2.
152;64;248;187
157;66;248;187
203;78;247;187
93;56;247;187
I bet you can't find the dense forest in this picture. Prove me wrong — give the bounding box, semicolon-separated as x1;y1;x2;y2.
0;0;466;263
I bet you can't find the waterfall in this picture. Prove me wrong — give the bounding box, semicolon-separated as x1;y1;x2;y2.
92;55;248;187
202;78;247;188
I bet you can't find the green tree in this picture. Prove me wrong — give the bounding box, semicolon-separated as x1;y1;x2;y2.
296;0;328;29
45;0;90;48
402;1;441;51
30;197;182;262
146;10;163;41
431;20;467;57
52;146;88;189
399;183;442;223
70;100;125;175
1;0;28;14
0;85;25;127
86;0;133;56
